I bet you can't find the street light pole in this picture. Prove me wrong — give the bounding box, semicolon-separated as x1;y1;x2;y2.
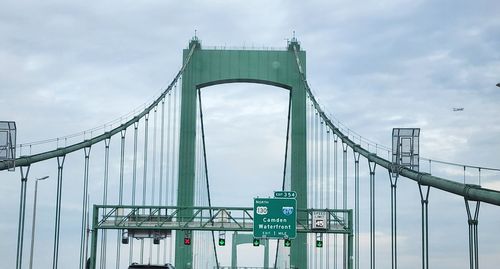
28;176;49;269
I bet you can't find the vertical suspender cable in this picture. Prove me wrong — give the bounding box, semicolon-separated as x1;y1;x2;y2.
312;111;317;269
101;138;111;269
129;122;139;265
313;106;318;269
80;146;92;269
150;107;158;264
16;165;30;269
304;99;310;269
311;111;315;268
197;88;220;268
281;90;292;190
151;107;158;205
418;183;430;269
333;134;338;269
116;130;126;269
368;160;376;269
198;108;205;268
342;142;348;268
389;167;399;269
319;120;325;269
194;104;202;268
326;129;331;268
169;84;178;262
141;113;150;264
151;108;158;206
306;98;313;269
164;93;172;263
193;114;199;268
158;98;166;263
52;155;66;269
353;150;360;269
312;109;318;269
274;90;292;268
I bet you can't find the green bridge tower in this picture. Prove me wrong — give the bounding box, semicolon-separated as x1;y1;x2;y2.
177;37;308;269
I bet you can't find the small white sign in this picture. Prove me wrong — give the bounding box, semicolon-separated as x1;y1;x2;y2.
312;211;328;230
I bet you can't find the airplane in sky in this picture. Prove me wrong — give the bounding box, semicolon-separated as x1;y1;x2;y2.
453;108;464;112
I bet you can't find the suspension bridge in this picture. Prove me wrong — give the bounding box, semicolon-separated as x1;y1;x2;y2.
1;36;500;269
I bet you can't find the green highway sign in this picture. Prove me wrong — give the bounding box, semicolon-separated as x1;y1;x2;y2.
253;197;297;239
274;191;297;198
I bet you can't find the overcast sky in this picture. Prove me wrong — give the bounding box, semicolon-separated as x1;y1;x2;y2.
1;0;500;268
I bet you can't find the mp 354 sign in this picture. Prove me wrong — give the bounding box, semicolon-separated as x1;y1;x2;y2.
253;197;297;239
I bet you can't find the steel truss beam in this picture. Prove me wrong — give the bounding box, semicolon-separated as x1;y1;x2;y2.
92;205;352;234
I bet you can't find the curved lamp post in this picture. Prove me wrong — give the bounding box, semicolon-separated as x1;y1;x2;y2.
28;175;49;269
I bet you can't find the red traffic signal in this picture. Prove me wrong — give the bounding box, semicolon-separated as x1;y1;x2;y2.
184;237;191;245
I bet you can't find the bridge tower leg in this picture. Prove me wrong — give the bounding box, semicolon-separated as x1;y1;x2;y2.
289;58;308;269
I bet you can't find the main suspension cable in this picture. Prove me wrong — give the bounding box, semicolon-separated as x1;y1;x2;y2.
3;44;197;171
289;42;500;205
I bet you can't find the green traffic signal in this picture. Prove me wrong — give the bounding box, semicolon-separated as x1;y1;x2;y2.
316;240;323;248
284;239;292;247
218;238;225;246
253;238;260;246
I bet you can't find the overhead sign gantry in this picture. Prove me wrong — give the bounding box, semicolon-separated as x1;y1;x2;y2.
88;204;354;269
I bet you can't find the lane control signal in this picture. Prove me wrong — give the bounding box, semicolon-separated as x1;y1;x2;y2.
316;233;323;248
218;231;226;246
184;231;192;245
